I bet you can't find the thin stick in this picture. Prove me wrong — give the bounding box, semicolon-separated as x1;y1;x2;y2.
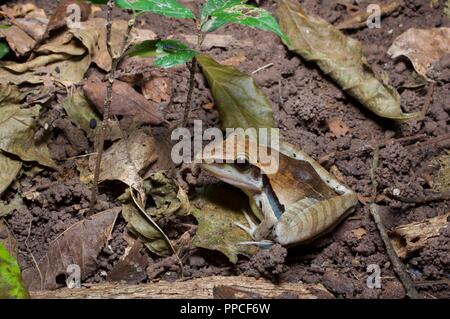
25;220;43;290
252;63;274;74
129;186;184;277
89;1;137;213
384;189;450;204
368;148;421;299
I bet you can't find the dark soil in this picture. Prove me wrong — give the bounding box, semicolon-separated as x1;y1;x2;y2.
2;0;449;298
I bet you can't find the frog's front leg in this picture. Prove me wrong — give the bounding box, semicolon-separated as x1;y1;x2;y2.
273;192;358;246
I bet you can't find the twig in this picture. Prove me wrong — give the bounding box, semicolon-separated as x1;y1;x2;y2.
25;220;43;290
129;186;184;277
89;1;137;213
368;148;421;299
252;63;274;74
405;133;450;151
384;189;450;204
182;58;197;127
318;134;427;164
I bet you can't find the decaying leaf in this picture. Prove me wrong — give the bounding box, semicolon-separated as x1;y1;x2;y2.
388;27;450;80
22;208;120;291
83;77;163;128
62;89;100;137
141;77;172;103
144;172;191;217
432;151;450;193
79;18;157;71
119;172;190;256
0;193;25;218
183;34;253;50
390;213;449;259
121;200;170;256
0;25;36;57
0;28;97;85
277;0;419;120
192;185;258;264
0;241;29;299
108;240;148;284
335;1;400;30
197;54;275;130
89;129;158;198
13;5;48;42
0;84;56;168
0;152;22;197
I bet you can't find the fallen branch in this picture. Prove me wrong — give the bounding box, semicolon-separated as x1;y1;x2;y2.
29;276;333;299
368;148;421;299
385;189;450;204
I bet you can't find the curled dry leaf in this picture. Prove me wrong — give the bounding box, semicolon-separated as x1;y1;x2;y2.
277;0;419;120
390;212;449;259
22;208;120;291
119;172;190;256
197;54;275;130
0;28;97;85
192;185;258;264
13;5;48;42
83;76;163;127
89;129;158;199
388;27;450;80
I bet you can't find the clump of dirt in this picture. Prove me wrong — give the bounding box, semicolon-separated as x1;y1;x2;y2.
238;244;288;280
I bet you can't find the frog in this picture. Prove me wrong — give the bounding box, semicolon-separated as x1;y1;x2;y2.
198;133;358;247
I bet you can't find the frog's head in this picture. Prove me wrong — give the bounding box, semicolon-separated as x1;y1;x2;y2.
196;134;269;194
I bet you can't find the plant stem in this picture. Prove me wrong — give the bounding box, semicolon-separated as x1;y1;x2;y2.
89;1;137;213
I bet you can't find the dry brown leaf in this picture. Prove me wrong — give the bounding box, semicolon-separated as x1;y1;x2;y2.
0;3;41;18
22;208;120;291
388;28;450;80
141;77;172;103
108;240;148;284
351;227;367;240
89;129;158;199
83;76;163;127
327;118;349;137
220;54;247;66
79;18;157;71
0;25;36;57
46;0;91;35
13;7;48;41
390;212;449;258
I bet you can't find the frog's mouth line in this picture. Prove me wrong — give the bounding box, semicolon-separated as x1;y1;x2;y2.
202;163;262;192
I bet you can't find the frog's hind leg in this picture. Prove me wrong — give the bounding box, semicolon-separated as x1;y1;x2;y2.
238;240;274;249
234;210;258;238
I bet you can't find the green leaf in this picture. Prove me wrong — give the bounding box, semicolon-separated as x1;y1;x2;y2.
128;39;197;68
0;41;9;60
197;54;275;130
277;0;420;120
115;0;195;19
203;4;289;43
200;0;246;23
0;242;29;299
192;185;258;264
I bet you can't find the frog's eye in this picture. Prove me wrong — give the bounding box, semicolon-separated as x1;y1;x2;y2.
233;159;251;171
